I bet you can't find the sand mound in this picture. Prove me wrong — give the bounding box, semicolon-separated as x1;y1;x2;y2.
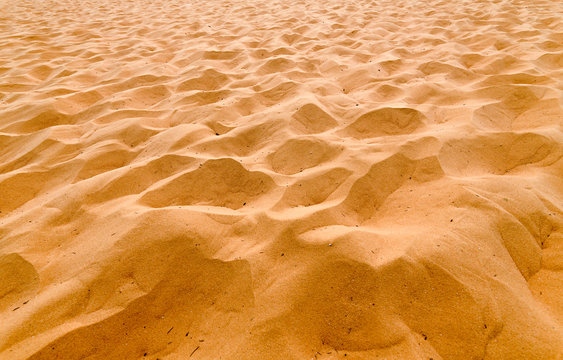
0;0;562;359
141;158;276;209
291;103;338;134
339;107;426;139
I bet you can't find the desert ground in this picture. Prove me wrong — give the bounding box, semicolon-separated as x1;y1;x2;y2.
0;0;562;359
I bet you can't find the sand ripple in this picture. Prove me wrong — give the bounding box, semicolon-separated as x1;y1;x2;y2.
0;0;562;358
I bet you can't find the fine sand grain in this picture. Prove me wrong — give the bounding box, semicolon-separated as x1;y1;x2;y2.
0;0;562;359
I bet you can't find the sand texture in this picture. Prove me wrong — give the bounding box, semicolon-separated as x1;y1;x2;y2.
1;0;563;358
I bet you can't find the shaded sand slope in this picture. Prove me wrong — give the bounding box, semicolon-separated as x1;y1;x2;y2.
0;0;562;359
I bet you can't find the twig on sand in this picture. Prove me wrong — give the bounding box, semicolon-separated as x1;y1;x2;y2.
190;346;200;357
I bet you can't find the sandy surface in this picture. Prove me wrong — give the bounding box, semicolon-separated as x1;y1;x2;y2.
0;0;562;358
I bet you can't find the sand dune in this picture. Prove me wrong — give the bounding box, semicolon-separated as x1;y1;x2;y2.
0;0;562;358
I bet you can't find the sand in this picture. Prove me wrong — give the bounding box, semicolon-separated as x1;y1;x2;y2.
0;0;562;358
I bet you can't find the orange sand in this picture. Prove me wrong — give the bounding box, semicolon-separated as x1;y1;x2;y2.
0;0;562;359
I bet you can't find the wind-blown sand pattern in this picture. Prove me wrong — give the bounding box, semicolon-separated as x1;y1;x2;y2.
0;0;562;358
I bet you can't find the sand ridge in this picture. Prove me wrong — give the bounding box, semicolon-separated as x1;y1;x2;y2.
0;0;562;358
